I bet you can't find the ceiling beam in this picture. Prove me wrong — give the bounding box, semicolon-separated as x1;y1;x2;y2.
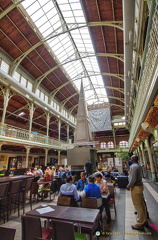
108;96;124;103
35;53;124;88
102;73;124;81
87;21;123;30
61;93;78;107
10;21;123;75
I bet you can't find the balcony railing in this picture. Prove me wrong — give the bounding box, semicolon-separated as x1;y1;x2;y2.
0;124;74;150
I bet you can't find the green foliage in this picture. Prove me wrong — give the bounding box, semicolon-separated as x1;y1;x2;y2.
115;148;130;161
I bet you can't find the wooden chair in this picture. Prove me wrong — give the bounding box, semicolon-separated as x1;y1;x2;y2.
57;196;71;206
108;184;116;215
7;180;22;220
41;179;57;201
20;177;34;214
61;194;78;207
0;182;10;222
21;215;52;240
31;182;43;205
51;219;86;240
82;198;98;209
0;226;16;240
74;198;101;240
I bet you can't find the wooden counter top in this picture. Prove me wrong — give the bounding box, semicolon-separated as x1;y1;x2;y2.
0;175;33;183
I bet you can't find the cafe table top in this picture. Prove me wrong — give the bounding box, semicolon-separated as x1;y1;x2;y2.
26;205;99;225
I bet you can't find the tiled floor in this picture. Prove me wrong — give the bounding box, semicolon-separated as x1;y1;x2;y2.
0;178;158;240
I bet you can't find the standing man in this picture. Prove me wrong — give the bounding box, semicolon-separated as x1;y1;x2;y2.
126;155;148;230
85;159;93;176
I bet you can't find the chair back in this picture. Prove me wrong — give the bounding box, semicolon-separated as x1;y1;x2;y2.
31;182;39;194
0;182;9;198
57;196;71;206
21;215;42;240
61;194;78;207
81;198;98;209
25;177;34;191
50;179;58;193
52;219;75;240
9;180;22;194
0;226;16;240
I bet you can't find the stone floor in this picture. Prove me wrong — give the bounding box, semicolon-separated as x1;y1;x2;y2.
0;178;158;240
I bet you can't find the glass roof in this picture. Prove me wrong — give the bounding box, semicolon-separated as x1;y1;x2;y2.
22;0;109;105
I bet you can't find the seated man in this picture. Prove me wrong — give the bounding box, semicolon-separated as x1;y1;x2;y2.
76;172;88;191
81;175;102;208
62;168;72;182
95;172;111;224
59;175;80;202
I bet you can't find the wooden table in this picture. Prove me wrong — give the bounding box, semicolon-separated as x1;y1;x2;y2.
26;205;99;226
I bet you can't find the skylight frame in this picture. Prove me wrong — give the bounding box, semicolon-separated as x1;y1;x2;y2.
22;0;108;106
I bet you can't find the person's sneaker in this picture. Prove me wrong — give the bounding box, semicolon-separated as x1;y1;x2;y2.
131;224;144;230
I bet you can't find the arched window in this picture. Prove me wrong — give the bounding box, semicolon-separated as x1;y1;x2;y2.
100;142;106;149
107;141;114;148
119;141;128;148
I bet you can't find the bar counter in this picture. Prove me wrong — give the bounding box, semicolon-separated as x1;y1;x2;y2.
0;175;33;184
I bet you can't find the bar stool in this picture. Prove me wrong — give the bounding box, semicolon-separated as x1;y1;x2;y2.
20;177;34;214
0;182;10;222
7;180;22;220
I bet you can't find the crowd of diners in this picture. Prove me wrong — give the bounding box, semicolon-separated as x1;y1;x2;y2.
27;166;116;224
26;166;72;183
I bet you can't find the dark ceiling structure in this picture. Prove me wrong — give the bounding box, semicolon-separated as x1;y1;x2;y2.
0;0;128;149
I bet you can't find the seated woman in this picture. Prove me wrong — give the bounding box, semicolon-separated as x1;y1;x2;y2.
43;171;52;182
26;168;34;176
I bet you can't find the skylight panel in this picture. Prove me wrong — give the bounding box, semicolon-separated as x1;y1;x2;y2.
22;0;108;105
39;24;52;35
31;9;44;22
25;2;41;14
70;3;82;10
59;4;71;11
63;11;74;18
36;15;48;28
73;10;84;17
46;9;58;18
42;2;52;13
75;17;85;22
